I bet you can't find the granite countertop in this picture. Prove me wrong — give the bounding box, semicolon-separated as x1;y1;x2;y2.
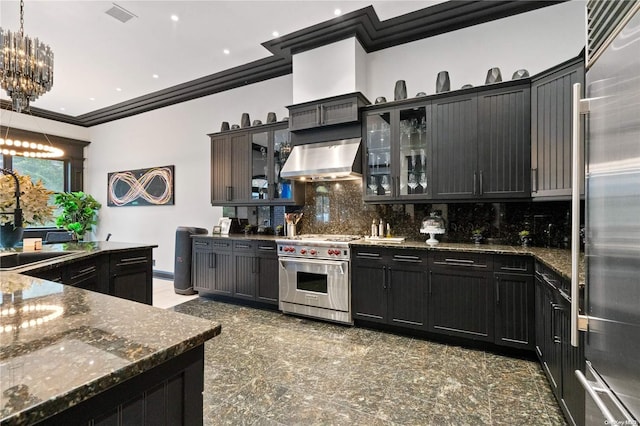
195;233;583;285
0;273;221;425
0;241;159;274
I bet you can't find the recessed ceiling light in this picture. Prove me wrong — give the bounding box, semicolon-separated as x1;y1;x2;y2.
223;49;230;55
59;107;65;111
171;14;179;22
89;97;95;101
116;87;122;92
272;31;279;37
152;74;159;79
334;9;342;16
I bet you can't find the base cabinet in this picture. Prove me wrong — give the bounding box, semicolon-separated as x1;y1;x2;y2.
26;248;153;305
110;250;153;305
428;253;494;342
535;262;585;426
351;248;427;330
192;237;278;305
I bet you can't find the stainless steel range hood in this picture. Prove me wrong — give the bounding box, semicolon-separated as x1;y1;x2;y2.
280;138;362;181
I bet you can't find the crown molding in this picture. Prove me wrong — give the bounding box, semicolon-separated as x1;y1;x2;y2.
12;1;564;127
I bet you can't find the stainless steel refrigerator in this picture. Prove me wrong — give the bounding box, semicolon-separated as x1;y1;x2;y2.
572;1;640;424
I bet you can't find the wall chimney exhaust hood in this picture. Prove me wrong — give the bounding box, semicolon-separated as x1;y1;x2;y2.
280;138;362;181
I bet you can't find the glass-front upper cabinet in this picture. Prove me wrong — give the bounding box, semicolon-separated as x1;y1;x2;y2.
273;128;294;201
363;103;431;201
251;131;270;200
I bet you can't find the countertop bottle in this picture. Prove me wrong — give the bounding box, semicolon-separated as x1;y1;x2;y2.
378;220;385;238
371;219;378;237
386;223;391;238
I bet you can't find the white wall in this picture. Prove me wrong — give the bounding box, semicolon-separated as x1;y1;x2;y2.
86;75;292;272
366;1;585;101
292;38;367;103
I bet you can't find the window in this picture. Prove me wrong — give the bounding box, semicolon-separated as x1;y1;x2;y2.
1;125;89;230
13;157;65;227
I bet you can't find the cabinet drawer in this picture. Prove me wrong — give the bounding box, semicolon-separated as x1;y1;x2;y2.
495;255;533;274
255;241;277;255
233;240;255;252
535;262;569;295
352;247;388;263
430;252;492;269
110;250;151;272
193;238;232;251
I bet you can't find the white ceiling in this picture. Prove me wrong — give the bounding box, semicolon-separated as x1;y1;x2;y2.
0;1;442;117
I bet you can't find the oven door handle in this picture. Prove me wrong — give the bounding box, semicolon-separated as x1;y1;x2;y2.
278;257;347;274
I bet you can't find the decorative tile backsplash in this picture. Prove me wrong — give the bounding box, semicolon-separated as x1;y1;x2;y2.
285;181;578;248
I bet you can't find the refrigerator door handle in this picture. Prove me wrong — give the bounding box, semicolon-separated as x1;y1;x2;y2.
571;82;591;347
577;362;637;424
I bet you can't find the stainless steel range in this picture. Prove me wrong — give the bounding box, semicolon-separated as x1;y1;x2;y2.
276;234;361;325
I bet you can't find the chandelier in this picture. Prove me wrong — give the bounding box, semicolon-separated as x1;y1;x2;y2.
0;0;54;114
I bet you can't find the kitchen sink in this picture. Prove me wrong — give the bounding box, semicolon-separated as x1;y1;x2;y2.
0;251;80;270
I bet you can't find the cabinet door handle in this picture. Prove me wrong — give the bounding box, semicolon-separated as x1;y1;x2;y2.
356;252;380;258
532;168;538;192
429;270;432;294
479;170;484;196
209;253;216;269
382;266;387;289
318;104;323;125
71;265;97;280
225;186;233;201
258;246;275;251
496;276;500;304
194;241;209;247
473;171;477;195
393;255;421;263
387;266;391;289
236;244;251;249
116;256;148;267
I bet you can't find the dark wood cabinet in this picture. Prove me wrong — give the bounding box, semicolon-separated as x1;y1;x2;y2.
209;123;303;206
351;248;427;330
287;92;368;131
110;249;153;304
430;82;531;200
494;256;535;350
362;104;432;202
535;262;585;425
210;131;250;204
428;252;493;341
65;256;109;294
431;92;478;199
388;254;428;329
531;55;585;199
255;242;279;305
478;84;531;198
26;249;151;305
192;238;233;296
192;237;278;305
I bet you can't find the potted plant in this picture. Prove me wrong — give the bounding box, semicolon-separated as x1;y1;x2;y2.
519;230;532;247
471;228;484;244
54;191;101;241
0;171;54;247
244;224;253;237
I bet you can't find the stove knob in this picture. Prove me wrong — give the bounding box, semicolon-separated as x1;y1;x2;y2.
300;249;307;255
327;249;334;255
310;249;317;255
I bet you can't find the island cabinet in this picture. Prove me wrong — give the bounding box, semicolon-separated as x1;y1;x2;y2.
209;122;303;206
430;82;531;200
109;249;153;304
535;261;585;426
287;92;368;131
192;237;279;306
531;55;585;200
362;103;432;202
428;252;494;342
66;255;109;295
351;247;428;330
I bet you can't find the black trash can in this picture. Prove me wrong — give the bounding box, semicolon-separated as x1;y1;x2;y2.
174;226;208;295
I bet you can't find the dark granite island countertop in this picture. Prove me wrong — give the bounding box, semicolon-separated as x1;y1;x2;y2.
0;273;221;425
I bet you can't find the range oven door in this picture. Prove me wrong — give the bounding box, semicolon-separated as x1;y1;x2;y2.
278;257;350;312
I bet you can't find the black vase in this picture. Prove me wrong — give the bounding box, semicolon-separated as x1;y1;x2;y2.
240;113;251;128
0;224;24;248
394;80;407;101
435;71;450;93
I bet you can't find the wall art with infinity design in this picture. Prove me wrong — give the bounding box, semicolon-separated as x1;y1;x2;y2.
107;165;175;207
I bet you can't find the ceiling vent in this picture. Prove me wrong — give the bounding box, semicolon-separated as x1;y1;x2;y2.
105;3;137;23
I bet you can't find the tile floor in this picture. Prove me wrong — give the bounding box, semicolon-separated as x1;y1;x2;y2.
152;278;198;309
156;282;568;426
